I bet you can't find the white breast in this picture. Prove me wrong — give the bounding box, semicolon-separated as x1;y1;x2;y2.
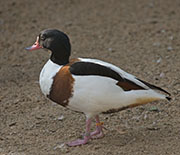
39;60;62;96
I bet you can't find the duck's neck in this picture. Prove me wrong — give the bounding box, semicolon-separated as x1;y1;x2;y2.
50;53;69;66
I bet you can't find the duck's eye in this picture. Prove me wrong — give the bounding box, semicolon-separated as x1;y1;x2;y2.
41;35;46;41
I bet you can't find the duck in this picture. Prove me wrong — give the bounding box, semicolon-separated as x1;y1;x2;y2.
26;29;171;146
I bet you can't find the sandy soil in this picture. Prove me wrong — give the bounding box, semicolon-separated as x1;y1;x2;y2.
0;0;180;154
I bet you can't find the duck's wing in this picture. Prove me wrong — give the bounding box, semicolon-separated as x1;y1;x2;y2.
69;58;170;97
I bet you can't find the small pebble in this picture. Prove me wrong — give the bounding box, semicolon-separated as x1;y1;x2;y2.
51;102;57;106
161;29;166;33
108;48;113;52
9;122;16;127
57;115;64;121
149;106;160;112
169;36;174;40
54;143;65;150
147;126;160;130
153;42;160;47
167;46;173;51
160;72;165;78
156;58;162;63
144;114;148;119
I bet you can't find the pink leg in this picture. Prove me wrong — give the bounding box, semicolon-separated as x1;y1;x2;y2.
67;118;92;147
90;115;104;139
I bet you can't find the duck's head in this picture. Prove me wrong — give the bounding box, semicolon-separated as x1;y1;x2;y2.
26;29;71;65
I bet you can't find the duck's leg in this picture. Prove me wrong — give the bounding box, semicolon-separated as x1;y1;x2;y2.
90;115;104;139
67;118;92;147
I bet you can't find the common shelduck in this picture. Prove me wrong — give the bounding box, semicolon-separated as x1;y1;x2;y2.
26;29;171;146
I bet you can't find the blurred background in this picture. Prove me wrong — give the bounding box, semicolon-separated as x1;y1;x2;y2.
0;0;180;154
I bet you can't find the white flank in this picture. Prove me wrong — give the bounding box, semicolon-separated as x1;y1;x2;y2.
39;60;62;96
68;75;166;118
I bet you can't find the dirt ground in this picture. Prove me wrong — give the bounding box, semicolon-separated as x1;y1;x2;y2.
0;0;180;154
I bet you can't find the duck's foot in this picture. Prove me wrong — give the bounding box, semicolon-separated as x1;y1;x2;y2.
66;115;104;146
91;116;104;139
67;135;91;147
90;130;104;139
67;118;92;147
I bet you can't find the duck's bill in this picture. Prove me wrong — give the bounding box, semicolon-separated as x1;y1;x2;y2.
26;44;42;51
25;37;42;51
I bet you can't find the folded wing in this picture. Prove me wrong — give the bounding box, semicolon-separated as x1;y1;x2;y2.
69;58;170;97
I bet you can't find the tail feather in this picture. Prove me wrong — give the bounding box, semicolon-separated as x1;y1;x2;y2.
166;96;171;101
137;78;171;96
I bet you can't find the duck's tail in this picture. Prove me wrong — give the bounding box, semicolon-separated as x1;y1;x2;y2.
137;78;171;101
